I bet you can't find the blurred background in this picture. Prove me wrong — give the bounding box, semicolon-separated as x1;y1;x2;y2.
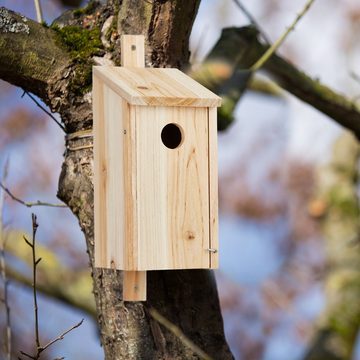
0;0;359;359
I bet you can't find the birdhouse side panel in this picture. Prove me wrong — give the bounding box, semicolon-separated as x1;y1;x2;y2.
123;104;138;270
94;75;107;268
208;107;219;269
94;80;132;270
133;105;211;270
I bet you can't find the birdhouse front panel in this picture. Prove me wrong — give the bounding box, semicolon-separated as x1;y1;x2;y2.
93;65;221;273
134;105;210;270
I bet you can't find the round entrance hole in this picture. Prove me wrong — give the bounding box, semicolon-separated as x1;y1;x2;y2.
161;123;183;149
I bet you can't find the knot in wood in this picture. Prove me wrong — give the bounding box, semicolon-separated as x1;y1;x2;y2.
185;231;195;241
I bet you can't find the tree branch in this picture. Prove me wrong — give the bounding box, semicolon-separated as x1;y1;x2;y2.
20;215;84;360
202;26;360;138
5;229;95;317
0;181;67;208
6;264;95;317
22;91;66;132
0;7;71;99
250;0;316;71
232;0;270;44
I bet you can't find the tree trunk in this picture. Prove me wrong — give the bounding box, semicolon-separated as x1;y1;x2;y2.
0;2;233;359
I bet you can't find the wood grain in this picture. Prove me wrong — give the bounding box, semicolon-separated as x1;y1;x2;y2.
93;66;222;108
121;35;145;68
93;74;107;268
123;269;146;301
208;107;219;268
94;84;126;269
121;34;146;301
134;105;210;270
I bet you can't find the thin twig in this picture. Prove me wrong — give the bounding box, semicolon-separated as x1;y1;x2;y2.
0;182;67;208
33;0;43;23
22;92;66;132
250;0;316;72
20;215;83;359
19;351;35;359
39;319;84;353
232;0;270;44
149;308;213;360
28;215;41;350
0;160;11;360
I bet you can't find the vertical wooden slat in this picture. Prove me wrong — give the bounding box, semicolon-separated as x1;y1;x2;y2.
94;81;127;270
94;74;108;268
135;106;210;270
123;103;137;270
208;107;219;268
104;88;126;270
121;35;145;68
121;34;147;301
123;270;146;301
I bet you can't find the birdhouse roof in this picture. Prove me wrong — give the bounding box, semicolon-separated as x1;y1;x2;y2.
93;66;222;107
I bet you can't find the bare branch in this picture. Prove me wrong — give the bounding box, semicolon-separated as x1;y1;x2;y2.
39;319;84;353
19;351;35;359
250;0;316;71
5;262;95;317
21;215;83;359
22;92;65;132
203;26;360;138
0;182;67;208
232;0;270;44
28;214;41;350
149;308;213;360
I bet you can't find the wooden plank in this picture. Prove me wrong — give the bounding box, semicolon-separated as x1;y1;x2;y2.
105;88;126;269
154;68;222;106
121;35;145;67
121;34;147;301
93;66;222;108
208;107;219;268
134;106;210;270
93;67;142;105
123;270;146;301
123;103;137;270
93;74;108;268
94;84;126;269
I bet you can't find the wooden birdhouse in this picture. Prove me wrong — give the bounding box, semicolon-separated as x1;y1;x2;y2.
93;35;221;301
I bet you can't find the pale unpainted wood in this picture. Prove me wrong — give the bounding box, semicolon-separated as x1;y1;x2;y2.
95;35;219;299
123;270;146;301
208;107;219;268
121;35;145;68
133;105;211;270
105;89;126;270
92;66;222;108
93;74;107;268
121;34;147;301
94;84;126;269
124;103;137;270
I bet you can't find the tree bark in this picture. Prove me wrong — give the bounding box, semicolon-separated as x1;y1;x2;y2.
0;2;232;359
